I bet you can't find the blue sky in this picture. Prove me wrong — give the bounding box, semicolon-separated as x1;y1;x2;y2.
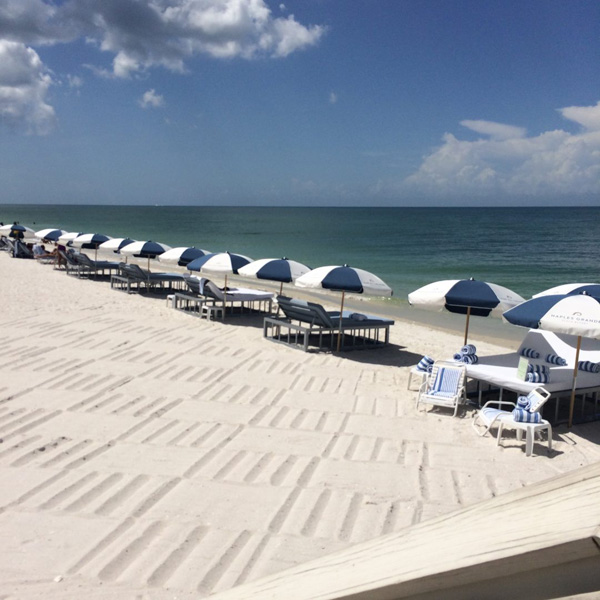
0;0;599;206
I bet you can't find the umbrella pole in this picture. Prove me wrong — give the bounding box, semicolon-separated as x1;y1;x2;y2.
336;291;345;352
463;306;471;346
224;274;228;317
568;335;582;428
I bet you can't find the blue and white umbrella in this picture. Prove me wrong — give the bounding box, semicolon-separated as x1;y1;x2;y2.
533;283;600;299
0;223;36;240
187;251;253;313
72;233;112;261
408;278;524;344
57;232;82;247
238;257;311;295
120;240;171;270
98;237;136;254
159;246;210;267
503;292;600;427
35;228;66;242
295;265;393;351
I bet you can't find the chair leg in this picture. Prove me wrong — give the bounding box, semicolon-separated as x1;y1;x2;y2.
496;422;504;446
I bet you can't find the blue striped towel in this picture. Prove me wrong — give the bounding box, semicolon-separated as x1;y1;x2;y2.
461;344;477;356
578;361;600;373
546;353;567;366
526;372;549;384
416;356;435;372
512;408;542;423
453;353;478;364
527;364;549;376
521;347;540;359
516;396;531;411
430;367;461;397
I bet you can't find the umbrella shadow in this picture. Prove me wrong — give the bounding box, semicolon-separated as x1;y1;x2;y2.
333;343;422;367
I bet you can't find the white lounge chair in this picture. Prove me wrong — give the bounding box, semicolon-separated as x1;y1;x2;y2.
472;387;552;457
416;360;467;417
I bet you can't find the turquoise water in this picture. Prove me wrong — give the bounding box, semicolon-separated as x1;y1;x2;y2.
1;205;598;304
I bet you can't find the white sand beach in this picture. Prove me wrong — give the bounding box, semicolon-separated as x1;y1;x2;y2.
1;253;599;599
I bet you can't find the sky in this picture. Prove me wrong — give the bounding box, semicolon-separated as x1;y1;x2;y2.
0;0;599;206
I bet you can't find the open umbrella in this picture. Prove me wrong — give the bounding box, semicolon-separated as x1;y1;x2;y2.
35;228;66;242
159;247;210;267
295;264;393;351
238;257;311;295
72;233;112;261
98;237;136;260
503;291;600;427
0;223;36;240
533;283;600;298
57;232;82;247
408;278;525;345
120;240;171;271
187;251;253;314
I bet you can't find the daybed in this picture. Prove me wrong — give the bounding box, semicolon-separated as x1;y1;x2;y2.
111;263;186;294
466;329;600;424
264;295;394;352
72;252;121;278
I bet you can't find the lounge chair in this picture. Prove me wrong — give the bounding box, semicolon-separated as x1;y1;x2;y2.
11;240;34;259
72;251;121;278
472;387;552;457
111;263;185;294
264;295;394;352
201;280;273;314
416;360;467;417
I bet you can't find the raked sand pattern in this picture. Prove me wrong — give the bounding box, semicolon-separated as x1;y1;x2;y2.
1;255;599;599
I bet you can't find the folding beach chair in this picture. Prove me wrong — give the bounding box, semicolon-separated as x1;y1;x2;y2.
416;360;467;417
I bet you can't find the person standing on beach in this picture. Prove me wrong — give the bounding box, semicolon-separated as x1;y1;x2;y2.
9;222;24;257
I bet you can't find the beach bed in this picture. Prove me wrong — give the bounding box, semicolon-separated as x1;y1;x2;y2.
466;329;600;424
264;295;394;352
110;262;186;294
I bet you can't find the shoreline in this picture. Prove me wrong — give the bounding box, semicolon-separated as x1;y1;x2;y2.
0;252;598;599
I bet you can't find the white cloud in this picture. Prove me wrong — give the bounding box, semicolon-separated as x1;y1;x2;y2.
329;91;337;104
405;101;600;197
0;40;55;134
0;0;326;78
139;88;165;109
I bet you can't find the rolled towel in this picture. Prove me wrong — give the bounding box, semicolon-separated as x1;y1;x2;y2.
526;372;549;384
350;313;368;321
516;396;531;411
416;356;435;372
512;408;542;423
546;353;567;366
521;347;540;359
461;354;478;365
453;353;463;362
578;360;600;373
527;364;549;376
461;344;477;356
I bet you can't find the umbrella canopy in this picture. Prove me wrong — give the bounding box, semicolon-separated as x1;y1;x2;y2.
295;265;393;351
0;224;36;239
533;283;600;299
159;246;210;267
408;278;525;345
98;237;136;254
57;232;82;246
35;228;66;242
120;240;171;270
72;233;111;249
238;257;311;295
503;292;600;427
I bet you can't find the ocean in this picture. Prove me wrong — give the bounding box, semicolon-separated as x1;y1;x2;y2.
2;204;597;342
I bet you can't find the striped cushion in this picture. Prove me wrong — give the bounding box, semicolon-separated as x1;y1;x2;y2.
578;361;600;373
430;367;461;397
512;408;542;423
546;353;567;366
520;347;540;359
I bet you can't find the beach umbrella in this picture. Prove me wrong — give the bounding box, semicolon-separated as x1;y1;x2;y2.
57;232;82;247
35;228;66;242
120;240;171;271
408;278;525;345
159;247;210;267
503;292;600;428
72;233;112;261
0;223;36;240
187;251;253;314
532;283;600;299
98;237;136;258
295;264;393;351
238;257;312;295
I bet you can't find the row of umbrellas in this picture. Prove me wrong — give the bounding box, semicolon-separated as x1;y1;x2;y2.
6;224;600;427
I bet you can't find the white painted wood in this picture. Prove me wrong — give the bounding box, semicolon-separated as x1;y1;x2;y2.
209;463;600;600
